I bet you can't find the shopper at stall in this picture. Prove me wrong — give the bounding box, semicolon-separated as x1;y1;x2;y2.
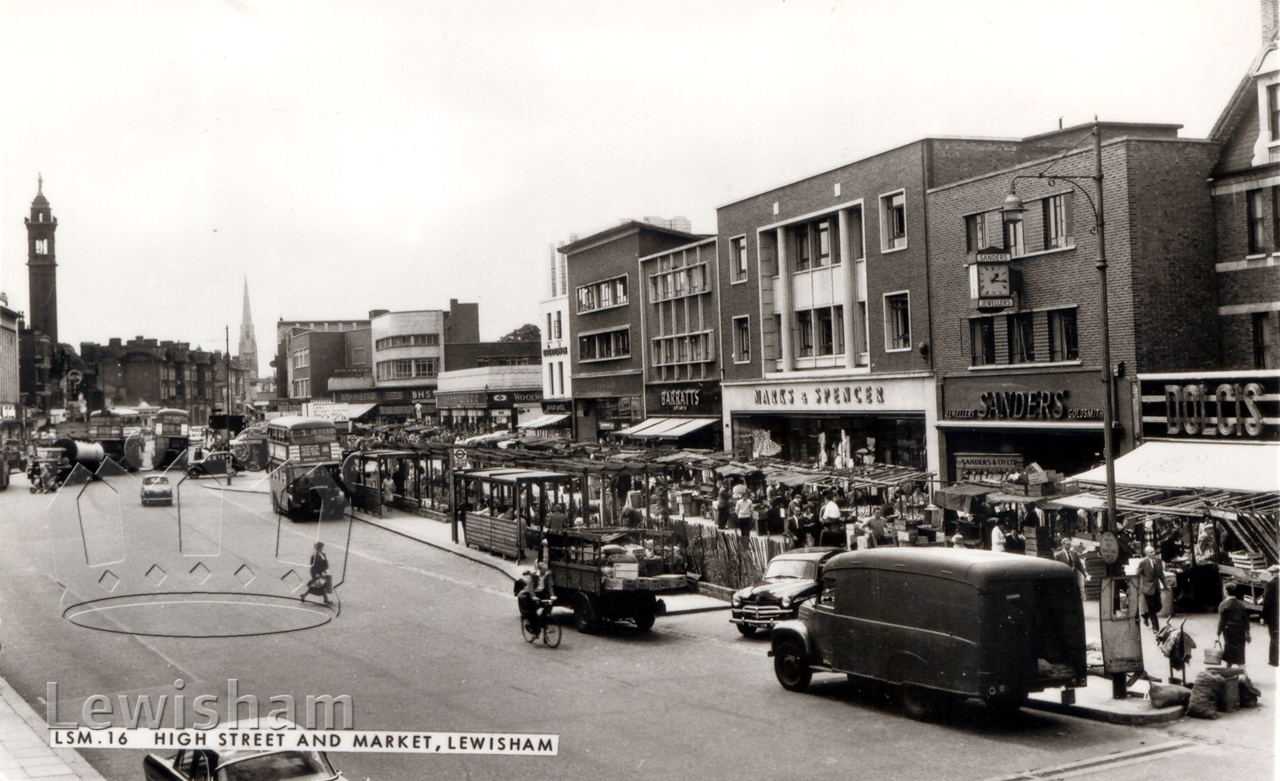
990;521;1007;553
734;491;755;540
715;481;731;530
1264;565;1279;668
820;492;845;548
1216;583;1253;668
1137;546;1166;632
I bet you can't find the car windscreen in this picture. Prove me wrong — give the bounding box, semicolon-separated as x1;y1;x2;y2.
763;559;816;580
215;751;335;781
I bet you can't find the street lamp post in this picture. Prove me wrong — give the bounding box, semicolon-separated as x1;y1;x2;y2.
1001;119;1126;698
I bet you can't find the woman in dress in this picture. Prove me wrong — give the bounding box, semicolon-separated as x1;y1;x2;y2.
1217;583;1252;668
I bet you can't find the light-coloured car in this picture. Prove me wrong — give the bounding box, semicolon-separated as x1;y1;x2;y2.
140;475;173;506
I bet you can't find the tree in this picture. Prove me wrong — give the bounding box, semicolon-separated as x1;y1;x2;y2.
500;323;541;342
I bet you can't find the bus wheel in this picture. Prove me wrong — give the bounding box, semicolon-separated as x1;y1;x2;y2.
773;640;811;692
573;593;596;633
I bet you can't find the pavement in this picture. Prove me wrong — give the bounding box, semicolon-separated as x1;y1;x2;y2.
0;471;1272;778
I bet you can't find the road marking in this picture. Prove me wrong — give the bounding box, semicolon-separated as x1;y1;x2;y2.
985;740;1201;781
346;547;513;598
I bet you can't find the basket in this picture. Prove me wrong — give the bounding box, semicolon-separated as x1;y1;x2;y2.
1203;640;1224;665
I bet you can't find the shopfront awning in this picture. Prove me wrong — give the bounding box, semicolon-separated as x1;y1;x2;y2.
617;417;717;439
517;413;569;430
309;402;377;422
933;482;1001;513
1072;440;1280;494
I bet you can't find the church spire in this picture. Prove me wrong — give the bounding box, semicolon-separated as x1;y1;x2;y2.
237;275;258;382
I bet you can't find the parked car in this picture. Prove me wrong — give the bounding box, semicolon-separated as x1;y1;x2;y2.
730;547;841;636
144;746;346;781
186;451;238;479
140;475;173;506
769;548;1087;720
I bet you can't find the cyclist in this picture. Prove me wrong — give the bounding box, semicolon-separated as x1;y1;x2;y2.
518;560;556;636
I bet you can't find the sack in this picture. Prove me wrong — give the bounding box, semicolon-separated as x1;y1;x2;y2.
1187;671;1225;719
1204;640;1224;665
1148;682;1191;709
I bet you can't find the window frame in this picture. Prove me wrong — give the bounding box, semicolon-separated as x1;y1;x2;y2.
730;235;749;283
1042;193;1072;250
880;190;908;252
733;315;751;364
883;291;911;352
577;327;631;363
970;317;996;367
576;274;629;313
1008;311;1036;364
1248;189;1268;255
1048;308;1079;362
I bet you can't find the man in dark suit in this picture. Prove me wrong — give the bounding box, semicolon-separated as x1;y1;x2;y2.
1137;546;1165;631
1054;537;1088;600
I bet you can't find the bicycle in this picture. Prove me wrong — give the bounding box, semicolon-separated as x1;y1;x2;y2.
519;599;561;648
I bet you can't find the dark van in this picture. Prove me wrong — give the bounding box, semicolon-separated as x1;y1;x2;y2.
769;548;1086;718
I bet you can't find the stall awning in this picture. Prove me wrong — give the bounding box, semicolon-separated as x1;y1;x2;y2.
933;483;1000;513
617;417;717;439
517;413;569;429
1072;440;1280;494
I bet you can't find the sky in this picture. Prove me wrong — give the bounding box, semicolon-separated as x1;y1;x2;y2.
0;0;1264;377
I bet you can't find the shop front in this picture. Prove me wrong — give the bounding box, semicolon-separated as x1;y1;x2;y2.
938;370;1118;484
436;389;543;432
618;381;722;448
330;386;437;424
723;374;938;476
517;399;573;437
571;371;643;444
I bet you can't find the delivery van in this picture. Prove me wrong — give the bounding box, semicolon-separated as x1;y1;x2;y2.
770;548;1087;719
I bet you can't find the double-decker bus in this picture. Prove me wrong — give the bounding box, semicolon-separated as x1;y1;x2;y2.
266;416;348;521
152;408;189;470
87;409;130;469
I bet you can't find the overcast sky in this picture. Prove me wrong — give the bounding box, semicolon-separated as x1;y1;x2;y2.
0;0;1263;376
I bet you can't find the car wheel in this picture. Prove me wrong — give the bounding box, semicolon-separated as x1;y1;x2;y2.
633;607;656;632
773;640;811;692
736;623;759;637
573;593;596;633
898;684;940;721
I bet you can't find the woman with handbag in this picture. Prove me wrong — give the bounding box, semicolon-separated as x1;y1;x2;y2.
302;542;334;607
1217;583;1252;668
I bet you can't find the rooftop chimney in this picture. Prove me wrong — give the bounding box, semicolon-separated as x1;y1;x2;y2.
1266;0;1279;44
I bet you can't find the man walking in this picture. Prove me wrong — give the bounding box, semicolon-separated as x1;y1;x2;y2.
1137;546;1166;631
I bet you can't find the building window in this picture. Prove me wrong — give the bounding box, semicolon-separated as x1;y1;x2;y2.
34;239;48;255
966;213;988;253
1254;312;1276;370
884;292;910;351
547;313;553;341
881;191;907;251
1248;189;1268;254
557;362;564;395
1008;312;1035;363
375;333;439;350
351;347;366;365
578;328;630;363
291;349;310;369
733;316;750;363
1048;308;1079;362
1004;217;1025;256
849;206;864;260
554;310;562;339
817;220;831;266
815;307;835;356
971;318;996;366
1270;83;1280;142
796;310;814;357
576;275;628;313
1043;194;1071;250
731;236;748;282
794;225;811;271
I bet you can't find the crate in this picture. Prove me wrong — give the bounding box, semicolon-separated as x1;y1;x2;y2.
1230;552;1268;570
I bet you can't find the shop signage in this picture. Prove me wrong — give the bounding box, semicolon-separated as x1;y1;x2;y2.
754;385;884;406
955;453;1023;483
645;382;721;416
543;346;569;357
436;389;544;409
1;403;15;420
541;400;571;414
727;376;931;412
1139;373;1279;441
943;372;1104;422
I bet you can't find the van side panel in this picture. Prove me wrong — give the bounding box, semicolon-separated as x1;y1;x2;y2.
875;570;980;695
978;576;1087;695
831;568;880;676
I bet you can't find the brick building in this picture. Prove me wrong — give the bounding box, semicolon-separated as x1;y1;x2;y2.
560;219;702;442
715;137;1067;474
1209;0;1280;370
77;337;246;426
926;123;1222;483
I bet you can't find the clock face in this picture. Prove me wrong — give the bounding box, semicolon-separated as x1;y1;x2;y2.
977;264;1010;297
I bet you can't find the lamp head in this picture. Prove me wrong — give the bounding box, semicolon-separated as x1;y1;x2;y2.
1001;188;1026;224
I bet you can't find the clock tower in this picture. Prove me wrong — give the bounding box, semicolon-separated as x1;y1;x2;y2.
25;175;58;345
